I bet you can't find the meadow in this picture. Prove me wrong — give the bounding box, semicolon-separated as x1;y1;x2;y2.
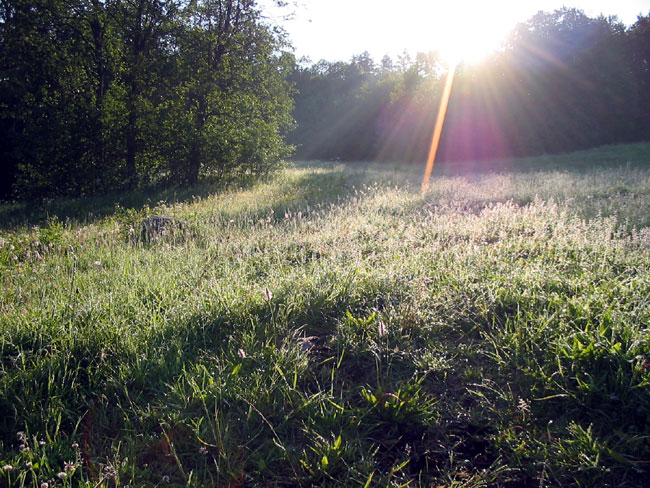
1;143;650;487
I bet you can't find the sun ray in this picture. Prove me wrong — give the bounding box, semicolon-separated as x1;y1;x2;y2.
421;63;457;192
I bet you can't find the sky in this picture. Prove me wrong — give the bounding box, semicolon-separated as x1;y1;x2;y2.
259;0;650;64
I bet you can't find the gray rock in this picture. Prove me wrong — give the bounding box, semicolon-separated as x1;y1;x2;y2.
140;215;188;243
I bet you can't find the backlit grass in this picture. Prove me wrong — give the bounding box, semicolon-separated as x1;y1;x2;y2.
1;143;649;486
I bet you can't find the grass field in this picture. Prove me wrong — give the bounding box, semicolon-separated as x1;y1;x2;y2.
1;143;650;487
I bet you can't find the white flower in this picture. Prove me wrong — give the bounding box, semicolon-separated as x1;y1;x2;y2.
377;322;387;337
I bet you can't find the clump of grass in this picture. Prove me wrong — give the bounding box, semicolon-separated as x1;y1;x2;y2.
1;143;649;486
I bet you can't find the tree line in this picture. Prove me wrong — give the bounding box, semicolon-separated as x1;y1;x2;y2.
2;6;650;200
288;8;650;164
0;0;294;199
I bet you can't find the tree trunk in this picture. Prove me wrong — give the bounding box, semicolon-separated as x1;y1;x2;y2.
90;10;107;186
186;95;207;185
126;91;138;187
187;142;200;186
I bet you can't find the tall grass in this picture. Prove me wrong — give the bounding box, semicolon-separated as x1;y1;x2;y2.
1;143;649;486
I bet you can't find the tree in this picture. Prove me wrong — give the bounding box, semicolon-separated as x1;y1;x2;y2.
168;0;293;185
119;0;179;187
288;9;649;164
628;12;650;140
0;0;294;198
496;8;639;154
1;0;105;197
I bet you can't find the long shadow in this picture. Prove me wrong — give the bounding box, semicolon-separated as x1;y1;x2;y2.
0;164;384;231
0;272;370;446
3;142;648;231
239;165;378;220
0;179;242;230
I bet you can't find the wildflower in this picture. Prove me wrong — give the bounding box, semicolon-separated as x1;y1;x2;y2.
64;462;75;473
199;447;208;455
162;475;170;483
404;443;412;456
3;465;13;471
378;322;387;337
71;443;79;449
25;462;32;468
41;483;48;488
264;287;273;301
57;472;66;479
237;349;247;359
39;440;45;446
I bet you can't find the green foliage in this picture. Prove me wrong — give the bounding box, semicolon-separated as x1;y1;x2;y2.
0;0;294;199
359;380;438;434
0;216;65;266
113;204;145;243
38;217;65;247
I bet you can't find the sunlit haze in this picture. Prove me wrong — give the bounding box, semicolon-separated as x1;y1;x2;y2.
261;0;650;64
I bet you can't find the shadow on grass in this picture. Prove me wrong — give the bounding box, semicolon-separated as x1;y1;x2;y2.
301;142;650;179
2;142;649;230
0;177;246;231
0;164;375;231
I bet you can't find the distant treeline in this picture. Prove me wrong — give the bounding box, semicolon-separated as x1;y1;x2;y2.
288;8;650;163
3;6;650;201
0;0;294;200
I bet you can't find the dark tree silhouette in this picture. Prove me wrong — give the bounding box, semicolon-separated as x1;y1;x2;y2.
0;0;294;199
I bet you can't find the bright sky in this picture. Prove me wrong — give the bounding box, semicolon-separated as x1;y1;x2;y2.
260;0;650;64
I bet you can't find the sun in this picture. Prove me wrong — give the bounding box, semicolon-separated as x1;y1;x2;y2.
409;1;512;66
438;22;504;66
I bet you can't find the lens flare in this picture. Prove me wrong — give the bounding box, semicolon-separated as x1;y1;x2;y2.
421;64;456;193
